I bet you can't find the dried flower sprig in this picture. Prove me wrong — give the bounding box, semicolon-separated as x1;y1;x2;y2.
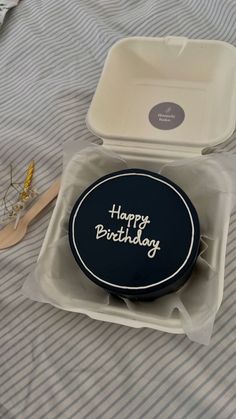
0;161;37;227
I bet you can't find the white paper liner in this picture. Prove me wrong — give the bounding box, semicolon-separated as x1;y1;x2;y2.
22;141;236;345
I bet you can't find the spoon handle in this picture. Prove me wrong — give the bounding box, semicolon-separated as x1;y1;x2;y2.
23;178;61;225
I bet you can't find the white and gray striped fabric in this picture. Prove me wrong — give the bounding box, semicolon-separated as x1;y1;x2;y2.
1;1;236;418
0;1;20;28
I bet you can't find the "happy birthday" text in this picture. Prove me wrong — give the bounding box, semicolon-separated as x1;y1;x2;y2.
94;204;161;258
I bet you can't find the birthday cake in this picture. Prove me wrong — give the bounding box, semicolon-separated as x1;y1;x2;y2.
68;169;200;300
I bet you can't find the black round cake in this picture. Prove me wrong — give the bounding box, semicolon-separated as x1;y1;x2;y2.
68;169;200;300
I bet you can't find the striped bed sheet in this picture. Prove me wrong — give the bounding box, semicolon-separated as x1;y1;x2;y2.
0;1;236;418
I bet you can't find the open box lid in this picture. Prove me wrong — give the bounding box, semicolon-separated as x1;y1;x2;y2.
87;37;236;155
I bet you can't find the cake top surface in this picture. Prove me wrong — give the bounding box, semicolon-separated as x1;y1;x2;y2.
69;169;200;293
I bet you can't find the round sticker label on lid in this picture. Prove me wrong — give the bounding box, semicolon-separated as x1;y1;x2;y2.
149;102;185;130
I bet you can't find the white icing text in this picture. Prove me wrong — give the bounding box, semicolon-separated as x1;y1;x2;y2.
94;204;161;258
108;204;150;229
95;224;161;258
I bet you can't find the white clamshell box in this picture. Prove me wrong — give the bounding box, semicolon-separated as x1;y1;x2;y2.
41;37;236;335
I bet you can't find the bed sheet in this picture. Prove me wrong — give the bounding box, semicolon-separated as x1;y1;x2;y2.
0;1;236;418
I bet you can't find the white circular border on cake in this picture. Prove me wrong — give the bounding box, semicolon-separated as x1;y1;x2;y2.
71;172;195;290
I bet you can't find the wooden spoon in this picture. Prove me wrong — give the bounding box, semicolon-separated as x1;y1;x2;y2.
0;178;61;250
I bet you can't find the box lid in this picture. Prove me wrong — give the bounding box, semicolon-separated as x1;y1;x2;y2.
87;37;236;154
